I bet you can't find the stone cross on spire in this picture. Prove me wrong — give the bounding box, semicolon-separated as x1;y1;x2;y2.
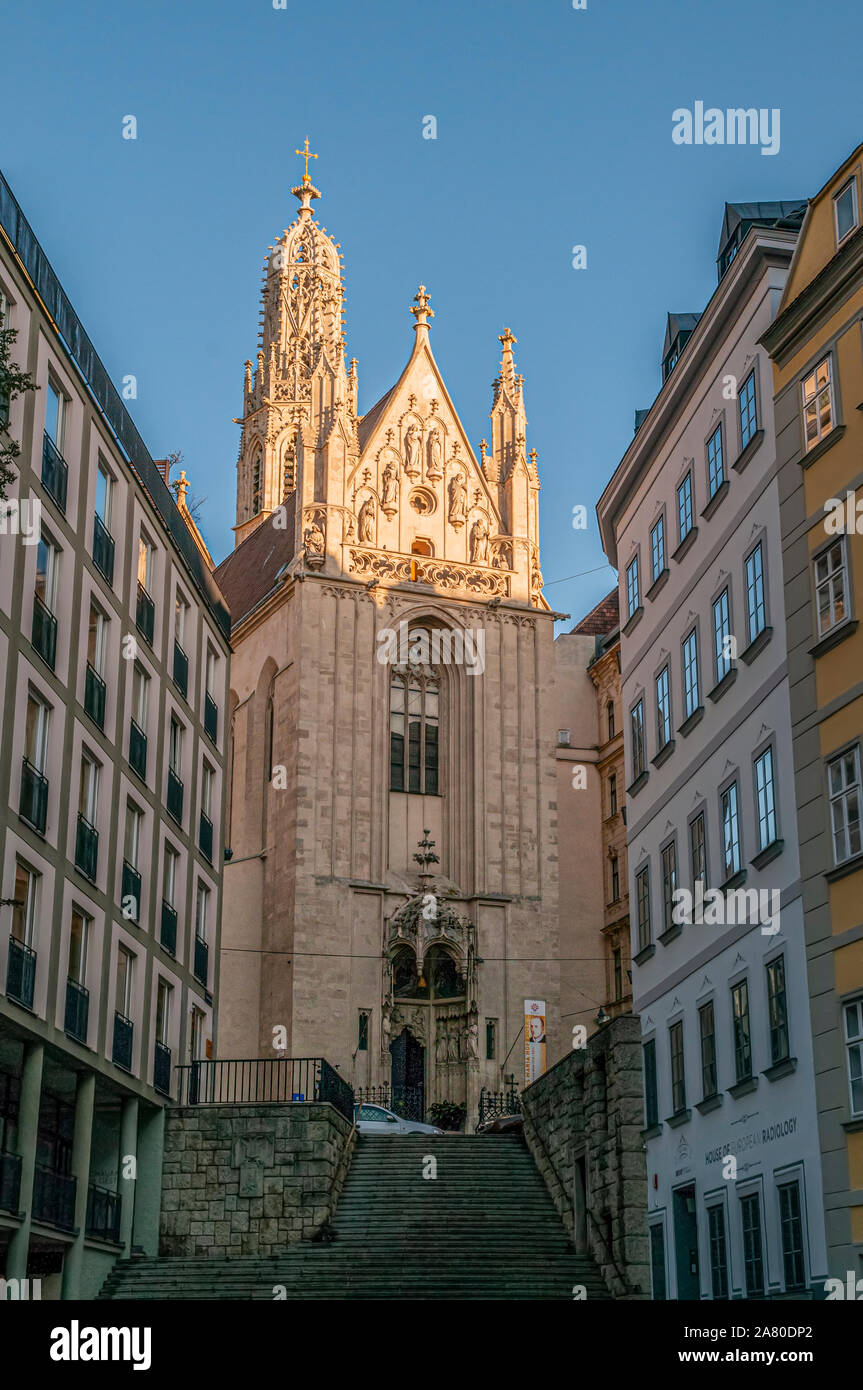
410;285;435;332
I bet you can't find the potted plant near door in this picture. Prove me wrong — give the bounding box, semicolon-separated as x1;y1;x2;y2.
426;1101;467;1133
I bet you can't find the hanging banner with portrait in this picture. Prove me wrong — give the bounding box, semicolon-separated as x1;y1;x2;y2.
523;998;547;1086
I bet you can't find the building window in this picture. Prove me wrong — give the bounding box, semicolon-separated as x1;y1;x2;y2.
643;1039;658;1128
801;357;834;451
690;811;708;891
636;864;651;950
661;841;677;933
486;1018;496;1061
612;946;622;1001
828;746;861;866
707;424;724;498
843;998;863;1116
650;514;665;583
699;1001;717;1099
610;853;620;903
195;882;209;942
189;1006;206;1062
69;908;89;986
175;593;189;650
156;977;172;1046
739;371;758;451
125;801;141;868
389;663;439;795
609;773;618;817
11;861;39;945
251;447;262;514
137;534;153;593
834;178;859;244
649;1223;667;1300
766;956;789;1065
721;781;741;878
707;1205;729;1299
626;555;640;618
131;662;149;729
682;629;700;717
45;378;66;449
95;457;113;530
713;588;732;682
677;473;694;543
778;1181;806;1291
669;1020;686;1114
78;750;99;827
732;979;752;1082
656;665;672;750
265;694;274;780
814;540;847;636
163;844;178;907
357;1011;370;1052
745;541;766;643
169;717;183;776
741;1193;765;1296
607;700;615;740
24;689;50;773
631;699;645;781
755;747;778;852
115;946;133;1018
87;601;107;678
36;529;60;615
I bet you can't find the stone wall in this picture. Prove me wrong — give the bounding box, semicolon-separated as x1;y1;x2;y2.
520;1014;648;1298
159;1102;354;1257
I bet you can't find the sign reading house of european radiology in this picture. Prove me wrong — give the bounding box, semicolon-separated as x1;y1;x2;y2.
524;999;547;1086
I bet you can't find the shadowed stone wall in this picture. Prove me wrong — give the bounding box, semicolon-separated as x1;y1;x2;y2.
521;1014;648;1298
159;1103;354;1257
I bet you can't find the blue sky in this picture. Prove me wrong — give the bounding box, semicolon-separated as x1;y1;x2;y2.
2;0;861;627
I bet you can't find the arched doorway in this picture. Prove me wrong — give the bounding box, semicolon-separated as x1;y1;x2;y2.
389;1027;425;1121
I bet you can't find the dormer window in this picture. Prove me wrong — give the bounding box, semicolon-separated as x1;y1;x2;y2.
663;330;694;382
834;179;858;246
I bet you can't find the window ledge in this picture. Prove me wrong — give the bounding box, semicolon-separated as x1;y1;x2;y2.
752;840;784;871
633;943;655;966
732;428;765;474
678;706;704;737
841;1115;863;1134
763;1057;797;1082
800;423;845;470
701;479;730;520
658;922;683;946
728;1076;758;1099
708;668;737;703
696;1093;723;1115
665;1109;691;1129
808;619;859;660
672;526;699;563
641;1122;663;1140
721;869;747;892
623;604;644;637
652;740;675;769
627;770;649;798
647;568;669;601
825;852;863;884
740;626;772;665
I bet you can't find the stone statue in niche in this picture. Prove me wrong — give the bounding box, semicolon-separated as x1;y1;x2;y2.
466;1017;479;1061
448;472;467;529
381;458;399;514
403;423;421;478
426;428;443;480
435;1022;447;1064
303;521;325;557
358;496;376;544
469;515;489;564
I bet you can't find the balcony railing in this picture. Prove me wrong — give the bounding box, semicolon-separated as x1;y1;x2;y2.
75;813;98;881
160;900;177;955
204;692;218;744
175;1057;354;1121
32;1163;76;1230
173;640;188;698
41;431;68;512
0;1152;22;1214
135;582;154;646
194;934;209;987
199;810;213;861
19;757;48;834
84;662;106;729
86;1183;120;1243
31;592;57;670
129;718;147;781
154;1041;172;1096
6;936;36;1010
92;512;115;583
167;767;183;824
64;977;89;1043
122;860;141;924
113;1011;133;1071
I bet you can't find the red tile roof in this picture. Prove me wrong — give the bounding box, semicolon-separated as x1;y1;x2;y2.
213;491;297;628
572;587;619;636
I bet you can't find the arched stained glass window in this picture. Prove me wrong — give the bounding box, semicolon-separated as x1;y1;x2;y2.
389;654;439;795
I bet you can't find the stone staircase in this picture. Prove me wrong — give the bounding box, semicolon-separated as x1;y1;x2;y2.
100;1133;611;1300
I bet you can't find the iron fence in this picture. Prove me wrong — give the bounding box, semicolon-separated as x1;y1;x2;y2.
477;1080;522;1129
175;1057;354;1122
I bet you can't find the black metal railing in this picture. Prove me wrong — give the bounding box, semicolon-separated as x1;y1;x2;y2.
154;1041;172;1096
354;1084;392;1108
64;977;89;1043
135;583;154;646
199;810;213;861
160;900;177;954
173;640;188;697
175;1057;354;1121
32;1163;76;1230
112;1011;133;1071
204;692;218;743
122;860;141;923
0;1151;22;1213
477;1080;522;1129
41;431;68;512
92;511;114;583
6;936;36;1009
128;718;147;780
19;757;48;834
167;767;183;824
84;662;106;729
193;934;208;987
31;591;57;670
86;1183;120;1242
75;813;98;880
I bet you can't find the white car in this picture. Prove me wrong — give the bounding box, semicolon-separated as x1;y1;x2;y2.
354;1103;443;1135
